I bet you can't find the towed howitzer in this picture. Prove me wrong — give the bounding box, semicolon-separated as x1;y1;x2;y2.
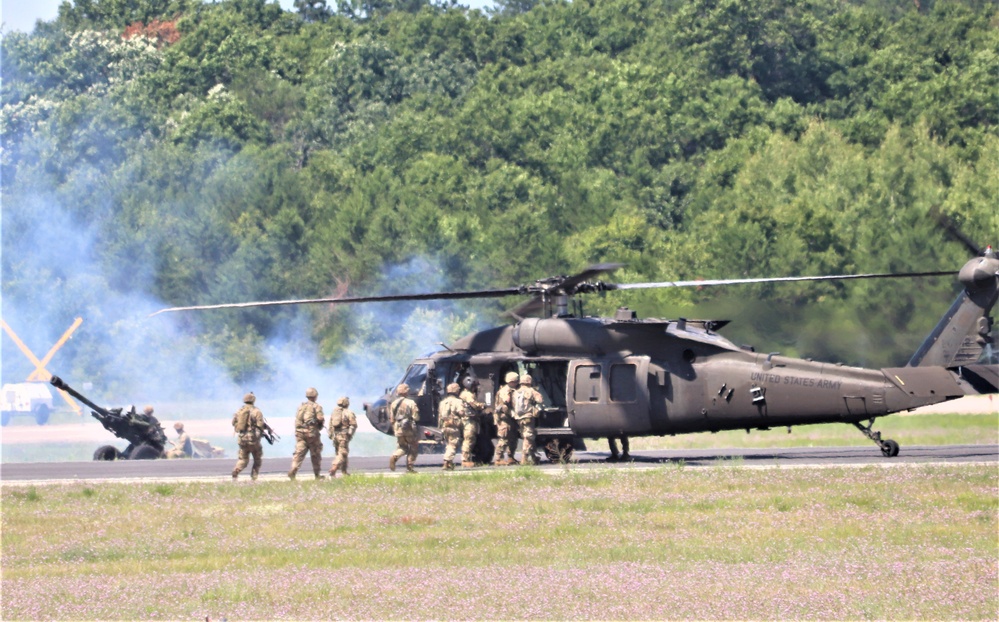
50;375;167;460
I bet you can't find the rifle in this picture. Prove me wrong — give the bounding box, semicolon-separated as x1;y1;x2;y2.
262;419;280;445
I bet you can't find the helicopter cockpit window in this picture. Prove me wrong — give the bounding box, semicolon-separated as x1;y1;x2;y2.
610;363;637;403
400;364;428;393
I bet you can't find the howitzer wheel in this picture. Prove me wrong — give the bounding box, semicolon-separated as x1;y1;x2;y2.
1;411;11;427
128;443;163;460
93;445;122;461
33;404;50;425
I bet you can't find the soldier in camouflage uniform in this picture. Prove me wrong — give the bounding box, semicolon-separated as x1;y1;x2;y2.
459;376;487;467
165;422;193;459
289;387;325;480
327;396;357;478
514;374;544;465
232;393;265;480
438;382;464;471
388;383;420;473
493;371;520;466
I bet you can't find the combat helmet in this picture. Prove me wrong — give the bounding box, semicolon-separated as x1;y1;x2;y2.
173;422;184;431
243;392;256;404
520;375;533;385
306;387;318;399
143;405;154;415
396;383;410;396
504;371;520;384
462;376;478;390
446;382;461;395
337;396;350;407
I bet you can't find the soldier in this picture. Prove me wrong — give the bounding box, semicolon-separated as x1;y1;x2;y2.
327;396;357;478
288;387;325;480
165;422;193;459
438;382;464;470
493;371;520;466
388;383;420;473
125;405;160;437
607;436;631;462
514;374;544;465
232;393;265;480
459;376;487;467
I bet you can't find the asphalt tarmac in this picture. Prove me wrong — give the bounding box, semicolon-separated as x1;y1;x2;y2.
1;444;995;484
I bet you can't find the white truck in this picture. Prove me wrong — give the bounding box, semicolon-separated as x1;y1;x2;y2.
1;382;54;426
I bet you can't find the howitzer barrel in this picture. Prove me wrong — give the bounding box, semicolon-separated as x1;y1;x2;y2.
50;375;109;417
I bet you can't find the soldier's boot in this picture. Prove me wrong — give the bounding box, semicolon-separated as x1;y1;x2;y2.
388;455;398;472
314;471;325;480
231;471;239;481
328;465;339;478
443;460;454;471
251;470;259;481
406;459;417;473
461;461;475;468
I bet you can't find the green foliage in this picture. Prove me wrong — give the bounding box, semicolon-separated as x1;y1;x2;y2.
3;0;997;384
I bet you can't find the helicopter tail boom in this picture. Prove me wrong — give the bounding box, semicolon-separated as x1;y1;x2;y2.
907;251;998;371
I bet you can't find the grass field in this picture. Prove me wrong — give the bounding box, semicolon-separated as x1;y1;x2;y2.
2;461;996;620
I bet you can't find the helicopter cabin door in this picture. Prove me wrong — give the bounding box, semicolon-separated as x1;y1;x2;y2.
567;356;651;437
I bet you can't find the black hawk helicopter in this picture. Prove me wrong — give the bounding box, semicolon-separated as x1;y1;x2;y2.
154;247;998;463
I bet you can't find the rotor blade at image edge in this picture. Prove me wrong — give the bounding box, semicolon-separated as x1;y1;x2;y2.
609;271;956;291
149;287;523;316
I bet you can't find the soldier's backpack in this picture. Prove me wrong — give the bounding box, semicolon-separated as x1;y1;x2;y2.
391;398;414;431
329;407;343;429
513;390;532;420
299;402;321;427
234;405;251;432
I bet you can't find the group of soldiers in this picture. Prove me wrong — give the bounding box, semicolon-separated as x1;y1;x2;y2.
229;370;618;480
397;370;546;473
230;388;357;481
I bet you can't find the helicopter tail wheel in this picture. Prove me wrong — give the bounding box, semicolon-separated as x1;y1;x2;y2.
853;419;900;458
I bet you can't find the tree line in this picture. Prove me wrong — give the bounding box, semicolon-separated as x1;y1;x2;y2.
2;0;996;390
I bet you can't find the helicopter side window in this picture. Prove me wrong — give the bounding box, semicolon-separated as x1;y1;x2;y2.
574;365;601;403
400;364;428;393
609;363;637;403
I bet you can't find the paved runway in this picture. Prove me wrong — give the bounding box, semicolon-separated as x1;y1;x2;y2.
1;444;995;484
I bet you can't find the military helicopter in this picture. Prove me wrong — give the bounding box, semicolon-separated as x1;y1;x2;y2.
154;246;998;464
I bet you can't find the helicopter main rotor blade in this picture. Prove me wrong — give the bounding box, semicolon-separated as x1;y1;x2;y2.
930;206;985;257
504;262;625;318
149;287;523;316
607;270;956;291
560;263;624;294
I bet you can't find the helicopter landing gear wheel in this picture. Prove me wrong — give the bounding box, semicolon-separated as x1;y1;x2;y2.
543;438;574;463
880;439;900;458
853;419;900;458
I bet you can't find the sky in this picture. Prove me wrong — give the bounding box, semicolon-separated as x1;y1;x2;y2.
1;0;494;34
